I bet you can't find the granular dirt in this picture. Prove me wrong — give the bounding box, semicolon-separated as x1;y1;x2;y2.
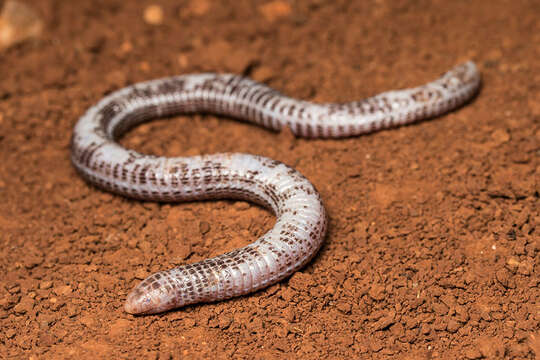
0;0;538;359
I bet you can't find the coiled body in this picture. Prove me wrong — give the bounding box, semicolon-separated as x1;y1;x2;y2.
70;62;480;314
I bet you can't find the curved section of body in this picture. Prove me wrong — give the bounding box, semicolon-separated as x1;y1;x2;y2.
70;62;480;314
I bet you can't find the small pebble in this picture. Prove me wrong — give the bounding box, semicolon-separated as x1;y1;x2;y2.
372;313;395;331
13;297;34;314
177;53;189;68
118;41;133;55
505;257;520;272
446;319;461;333
259;1;292;22
368;283;385;301
143;5;164;25
54;285;72;296
139;61;150;72
233;201;250;211
187;0;210;16
0;0;43;50
490;129;510;145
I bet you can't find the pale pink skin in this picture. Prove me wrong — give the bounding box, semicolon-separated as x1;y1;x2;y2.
70;62;481;314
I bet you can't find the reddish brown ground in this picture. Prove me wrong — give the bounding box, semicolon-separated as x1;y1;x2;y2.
0;0;538;359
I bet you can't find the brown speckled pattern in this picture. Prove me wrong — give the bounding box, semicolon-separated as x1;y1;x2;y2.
70;62;480;314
